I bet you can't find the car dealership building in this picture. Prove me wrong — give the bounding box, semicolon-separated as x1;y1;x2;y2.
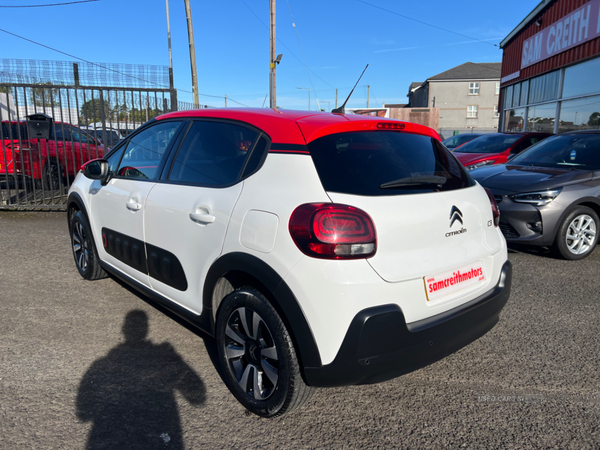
499;0;600;134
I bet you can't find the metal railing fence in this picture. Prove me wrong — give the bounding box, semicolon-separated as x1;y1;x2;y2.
1;83;176;210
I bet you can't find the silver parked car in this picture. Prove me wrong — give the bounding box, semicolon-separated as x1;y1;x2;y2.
471;131;600;260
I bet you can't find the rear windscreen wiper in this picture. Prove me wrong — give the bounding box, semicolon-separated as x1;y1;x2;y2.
380;175;447;189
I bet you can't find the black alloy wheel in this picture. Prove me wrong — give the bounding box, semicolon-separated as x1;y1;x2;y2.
216;287;314;417
70;210;107;280
43;159;62;191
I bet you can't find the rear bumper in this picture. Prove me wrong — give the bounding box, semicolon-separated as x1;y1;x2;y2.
303;260;512;387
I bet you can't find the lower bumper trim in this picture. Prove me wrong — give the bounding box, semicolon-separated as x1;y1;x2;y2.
303;261;512;387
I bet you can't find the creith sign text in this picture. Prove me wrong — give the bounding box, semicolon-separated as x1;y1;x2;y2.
521;0;600;69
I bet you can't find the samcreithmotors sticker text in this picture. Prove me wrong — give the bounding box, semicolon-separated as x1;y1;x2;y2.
427;268;484;293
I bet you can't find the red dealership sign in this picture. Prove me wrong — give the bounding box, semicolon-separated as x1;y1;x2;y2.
521;0;600;69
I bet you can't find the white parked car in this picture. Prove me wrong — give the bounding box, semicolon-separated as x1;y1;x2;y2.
67;108;512;417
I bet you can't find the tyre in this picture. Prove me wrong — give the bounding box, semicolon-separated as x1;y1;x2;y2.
70;210;107;280
43;159;62;191
553;206;599;260
216;287;314;417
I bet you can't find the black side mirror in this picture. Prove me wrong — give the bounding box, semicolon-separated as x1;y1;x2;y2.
83;159;109;185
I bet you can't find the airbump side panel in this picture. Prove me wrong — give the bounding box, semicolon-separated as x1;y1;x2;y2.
102;227;148;274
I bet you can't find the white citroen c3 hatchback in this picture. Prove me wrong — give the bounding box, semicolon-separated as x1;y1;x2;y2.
68;108;512;417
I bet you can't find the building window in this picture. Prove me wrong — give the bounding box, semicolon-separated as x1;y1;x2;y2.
506;108;525;132
527;104;556;133
494;105;499;117
562;57;600;99
469;82;480;95
512;83;521;107
467;105;478;118
519;80;529;106
558;95;600;133
496;82;500;95
529;70;560;104
503;85;514;109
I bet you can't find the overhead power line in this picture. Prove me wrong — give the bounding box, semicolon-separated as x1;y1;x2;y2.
239;0;336;89
0;27;250;107
285;0;320;110
358;0;498;47
0;0;98;7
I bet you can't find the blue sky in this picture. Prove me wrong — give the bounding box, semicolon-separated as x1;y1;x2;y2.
0;0;539;110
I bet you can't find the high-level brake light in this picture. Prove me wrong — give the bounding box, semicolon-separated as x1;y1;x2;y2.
377;122;405;130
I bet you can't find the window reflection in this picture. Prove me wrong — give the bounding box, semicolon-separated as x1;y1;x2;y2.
559;95;600;133
527;104;556;133
505;108;525;132
562;57;600;99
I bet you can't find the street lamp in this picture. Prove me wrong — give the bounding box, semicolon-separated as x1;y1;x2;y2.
296;87;311;111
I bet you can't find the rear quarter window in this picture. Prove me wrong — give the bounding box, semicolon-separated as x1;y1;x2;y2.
308;131;475;196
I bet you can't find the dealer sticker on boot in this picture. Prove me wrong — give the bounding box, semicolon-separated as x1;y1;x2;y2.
424;261;486;303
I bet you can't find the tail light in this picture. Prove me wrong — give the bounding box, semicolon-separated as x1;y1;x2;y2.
289;203;377;259
484;188;500;227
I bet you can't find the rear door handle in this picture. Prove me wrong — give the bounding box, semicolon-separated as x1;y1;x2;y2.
189;212;216;224
126;202;142;211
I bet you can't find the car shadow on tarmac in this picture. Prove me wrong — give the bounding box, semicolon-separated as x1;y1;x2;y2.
507;243;558;259
76;309;207;450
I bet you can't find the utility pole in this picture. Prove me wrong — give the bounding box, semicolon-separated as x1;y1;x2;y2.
367;85;370;108
225;95;227;107
269;0;277;108
184;0;199;108
296;87;310;110
165;0;177;111
335;88;338;109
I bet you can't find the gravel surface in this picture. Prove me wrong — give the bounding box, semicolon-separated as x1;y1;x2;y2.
1;211;599;449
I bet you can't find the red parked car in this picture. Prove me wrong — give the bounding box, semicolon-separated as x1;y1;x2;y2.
1;121;104;189
453;132;552;171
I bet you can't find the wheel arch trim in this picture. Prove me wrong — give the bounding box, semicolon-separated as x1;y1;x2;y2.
67;191;90;233
552;197;600;242
203;252;322;368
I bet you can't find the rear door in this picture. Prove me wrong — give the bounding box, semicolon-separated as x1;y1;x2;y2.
306;130;504;284
144;119;268;314
90;120;184;286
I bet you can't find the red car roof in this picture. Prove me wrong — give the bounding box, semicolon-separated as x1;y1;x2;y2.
156;108;440;145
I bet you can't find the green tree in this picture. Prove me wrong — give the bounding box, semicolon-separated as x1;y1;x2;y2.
80;98;112;125
29;82;62;107
588;111;600;127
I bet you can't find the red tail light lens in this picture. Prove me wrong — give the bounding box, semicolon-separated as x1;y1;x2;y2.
484;188;500;227
289;203;377;259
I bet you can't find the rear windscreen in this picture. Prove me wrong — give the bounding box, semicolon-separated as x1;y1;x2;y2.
308;131;475;196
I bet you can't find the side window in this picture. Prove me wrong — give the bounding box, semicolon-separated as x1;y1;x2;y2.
445;136;458;147
168;121;259;186
117;121;182;180
511;138;532;154
71;127;87;143
53;125;72;141
106;143;127;175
